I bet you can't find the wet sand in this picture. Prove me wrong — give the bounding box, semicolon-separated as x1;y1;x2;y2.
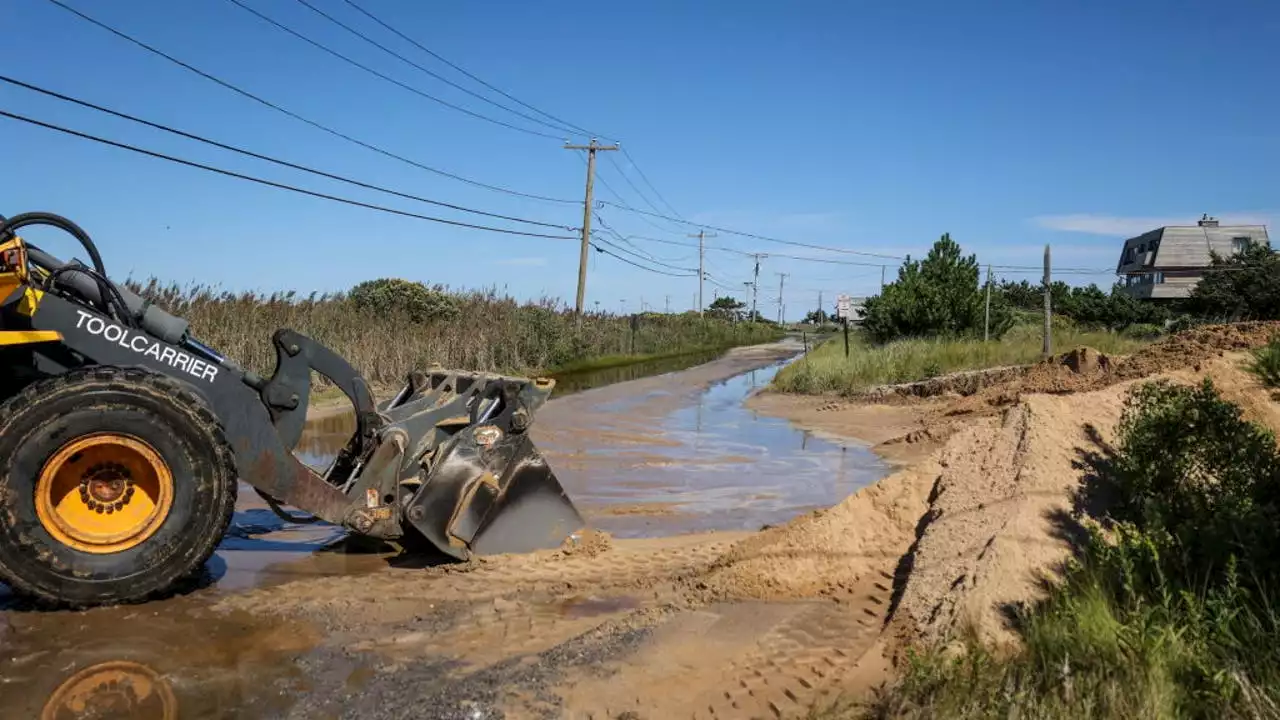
0;339;900;720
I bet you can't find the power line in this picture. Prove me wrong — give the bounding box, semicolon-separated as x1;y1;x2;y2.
578;153;681;235
0;109;578;240
590;241;696;277
41;0;577;205
288;0;579;137
597;200;904;260
620;147;683;219
604;153;679;224
591;234;697;273
223;0;563;140
339;0;603;140
0;75;571;231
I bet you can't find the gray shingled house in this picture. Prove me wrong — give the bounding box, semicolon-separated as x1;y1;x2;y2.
1116;215;1271;299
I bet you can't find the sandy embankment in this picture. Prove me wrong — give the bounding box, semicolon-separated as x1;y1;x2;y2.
730;323;1280;657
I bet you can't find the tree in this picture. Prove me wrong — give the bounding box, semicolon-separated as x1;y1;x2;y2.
804;308;831;324
706;295;747;321
861;233;1014;342
1183;242;1280;321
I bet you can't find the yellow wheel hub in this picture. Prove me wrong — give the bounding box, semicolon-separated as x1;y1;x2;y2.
35;433;174;554
41;660;178;720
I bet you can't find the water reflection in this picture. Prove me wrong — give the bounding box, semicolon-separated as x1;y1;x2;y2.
40;659;178;720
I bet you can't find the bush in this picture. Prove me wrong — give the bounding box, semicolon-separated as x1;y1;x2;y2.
1110;378;1280;587
1120;323;1163;340
1246;335;1280;390
347;278;460;324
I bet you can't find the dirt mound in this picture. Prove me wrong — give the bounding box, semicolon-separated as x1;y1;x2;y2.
691;457;939;602
1116;321;1280;379
893;350;1280;650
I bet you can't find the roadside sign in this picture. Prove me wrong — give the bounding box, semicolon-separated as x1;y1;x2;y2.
836;294;852;320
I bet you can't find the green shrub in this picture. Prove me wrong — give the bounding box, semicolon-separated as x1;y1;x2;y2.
347;277;460;324
1246;334;1280;389
1120;322;1163;340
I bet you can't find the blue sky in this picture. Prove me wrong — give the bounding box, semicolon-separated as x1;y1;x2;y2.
4;0;1277;320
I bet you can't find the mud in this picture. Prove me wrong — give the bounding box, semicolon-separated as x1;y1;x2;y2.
0;339;900;719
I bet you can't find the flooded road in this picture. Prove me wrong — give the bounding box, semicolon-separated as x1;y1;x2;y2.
0;340;894;719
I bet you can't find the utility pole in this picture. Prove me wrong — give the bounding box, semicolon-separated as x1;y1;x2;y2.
689;229;717;316
776;272;789;324
1043;244;1052;358
984;264;992;342
818;290;824;322
880;265;885;288
665;294;671;313
564;138;619;317
750;253;765;321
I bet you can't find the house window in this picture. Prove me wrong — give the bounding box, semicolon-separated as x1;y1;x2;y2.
1233;236;1252;253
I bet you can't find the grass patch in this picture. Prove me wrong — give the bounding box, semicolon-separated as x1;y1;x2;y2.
773;322;1151;395
128;279;782;386
861;378;1280;719
1246;334;1280;390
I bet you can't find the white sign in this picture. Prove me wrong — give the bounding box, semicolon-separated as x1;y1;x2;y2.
75;309;219;383
835;294;852;320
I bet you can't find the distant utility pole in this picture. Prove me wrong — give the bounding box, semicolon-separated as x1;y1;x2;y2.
880;265;886;288
776;272;789;324
818;290;824;321
750;253;765;321
665;294;671;313
1043;244;1052;357
983;264;992;342
564;138;619;317
689;229;717;316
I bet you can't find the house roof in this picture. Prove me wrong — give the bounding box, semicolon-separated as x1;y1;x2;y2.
1115;223;1271;273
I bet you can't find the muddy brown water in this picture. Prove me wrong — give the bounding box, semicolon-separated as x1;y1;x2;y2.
0;342;891;719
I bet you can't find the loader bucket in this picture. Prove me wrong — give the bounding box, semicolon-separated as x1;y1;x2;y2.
383;370;584;560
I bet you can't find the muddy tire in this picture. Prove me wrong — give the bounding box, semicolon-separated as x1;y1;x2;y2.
0;366;237;608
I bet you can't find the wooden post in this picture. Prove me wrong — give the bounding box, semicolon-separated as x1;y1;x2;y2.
843;317;850;358
1043;244;1052;358
984;264;992;342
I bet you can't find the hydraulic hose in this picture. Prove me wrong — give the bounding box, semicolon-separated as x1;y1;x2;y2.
0;211;133;327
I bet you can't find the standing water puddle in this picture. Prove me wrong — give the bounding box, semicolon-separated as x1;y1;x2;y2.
540;356;890;537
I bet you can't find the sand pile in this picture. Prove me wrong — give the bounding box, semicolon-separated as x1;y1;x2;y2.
693;456;940;601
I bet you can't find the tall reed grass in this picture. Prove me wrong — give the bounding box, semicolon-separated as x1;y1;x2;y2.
127;278;782;386
774;322;1151;395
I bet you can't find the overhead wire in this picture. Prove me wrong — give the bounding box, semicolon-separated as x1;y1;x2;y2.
339;0;603;141
0;75;572;230
620;146;683;219
603;153;681;227
598;200;904;260
0;109;578;239
592;235;698;274
223;0;564;140
287;0;579;138
590;241;697;277
41;0;578;204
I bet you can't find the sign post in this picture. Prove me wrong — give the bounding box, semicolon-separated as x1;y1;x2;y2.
836;294;853;359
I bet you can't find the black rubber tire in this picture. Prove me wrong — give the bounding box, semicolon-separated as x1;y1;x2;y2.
0;365;238;608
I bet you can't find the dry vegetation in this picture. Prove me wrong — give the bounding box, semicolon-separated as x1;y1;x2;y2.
128;279;782;385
